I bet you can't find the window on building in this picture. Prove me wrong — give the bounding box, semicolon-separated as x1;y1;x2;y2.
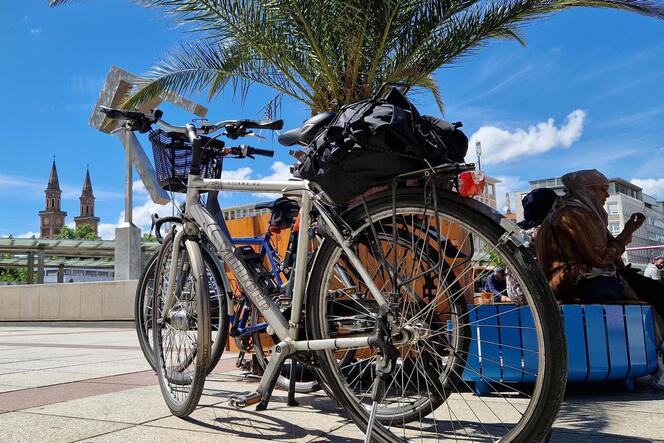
608;222;621;235
607;202;619;215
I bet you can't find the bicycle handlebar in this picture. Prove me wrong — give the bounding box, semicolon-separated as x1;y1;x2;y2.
226;145;274;158
99;106;282;139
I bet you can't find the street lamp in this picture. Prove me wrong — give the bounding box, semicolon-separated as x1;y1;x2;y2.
475;140;482;171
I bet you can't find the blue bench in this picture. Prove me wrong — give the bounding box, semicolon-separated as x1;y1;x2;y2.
460;304;658;395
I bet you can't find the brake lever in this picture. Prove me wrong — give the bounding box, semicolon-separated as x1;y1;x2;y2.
246;131;266;140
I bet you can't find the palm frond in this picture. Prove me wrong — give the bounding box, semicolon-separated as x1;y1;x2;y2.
51;0;664;114
121;40;311;109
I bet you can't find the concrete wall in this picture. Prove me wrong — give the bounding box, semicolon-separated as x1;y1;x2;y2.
0;280;138;321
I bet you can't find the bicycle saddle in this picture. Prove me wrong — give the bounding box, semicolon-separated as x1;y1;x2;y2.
254;197;299;211
278;111;336;147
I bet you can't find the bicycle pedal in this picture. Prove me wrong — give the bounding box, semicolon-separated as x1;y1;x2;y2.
229;391;262;409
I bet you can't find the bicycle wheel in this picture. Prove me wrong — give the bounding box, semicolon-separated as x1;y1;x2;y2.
307;187;566;442
251;304;321;393
153;237;211;417
135;240;228;375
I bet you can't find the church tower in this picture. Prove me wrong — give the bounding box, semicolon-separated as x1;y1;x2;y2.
74;167;100;235
39;160;67;239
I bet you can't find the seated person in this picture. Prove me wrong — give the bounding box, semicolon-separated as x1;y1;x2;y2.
485;267;509;303
645;256;664;281
535;169;663;312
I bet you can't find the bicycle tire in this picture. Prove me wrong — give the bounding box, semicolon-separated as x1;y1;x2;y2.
135;239;228;375
307;187;567;442
153;237;211;417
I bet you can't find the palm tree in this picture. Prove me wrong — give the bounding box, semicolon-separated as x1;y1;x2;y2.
50;0;664;114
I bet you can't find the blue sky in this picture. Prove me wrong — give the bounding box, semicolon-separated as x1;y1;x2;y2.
1;2;664;238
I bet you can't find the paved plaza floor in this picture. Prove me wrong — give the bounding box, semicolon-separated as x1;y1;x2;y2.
0;323;662;442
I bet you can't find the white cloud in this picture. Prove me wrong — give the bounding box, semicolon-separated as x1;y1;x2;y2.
260;161;293;182
254;162;295;198
30;28;42;36
469;110;586;165
221;167;253;181
494;176;528;214
631;178;664;200
16;231;39;239
132;179;147;194
97;223;117;240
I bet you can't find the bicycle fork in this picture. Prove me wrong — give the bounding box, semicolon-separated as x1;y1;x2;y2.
161;225;187;322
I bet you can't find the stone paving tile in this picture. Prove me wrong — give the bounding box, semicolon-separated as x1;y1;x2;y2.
0;384;27;393
24;385;171;424
0;411;132;443
0;371;157;413
0;368;116;388
85;423;277;443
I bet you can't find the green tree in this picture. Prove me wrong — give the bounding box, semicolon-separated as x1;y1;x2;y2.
142;233;158;242
50;1;664;114
56;224;101;240
0;267;28;283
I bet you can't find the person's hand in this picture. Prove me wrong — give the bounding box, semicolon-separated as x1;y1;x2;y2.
624;212;646;233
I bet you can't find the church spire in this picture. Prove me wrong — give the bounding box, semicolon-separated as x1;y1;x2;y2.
75;166;100;236
81;166;94;197
47;159;61;191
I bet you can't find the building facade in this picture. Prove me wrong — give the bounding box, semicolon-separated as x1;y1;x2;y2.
38;161;101;238
516;176;664;265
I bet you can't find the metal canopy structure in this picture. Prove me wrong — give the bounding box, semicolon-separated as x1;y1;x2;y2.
0;238;159;284
0;257;114;269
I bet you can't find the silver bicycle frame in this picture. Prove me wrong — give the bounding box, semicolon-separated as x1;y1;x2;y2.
169;173;390;352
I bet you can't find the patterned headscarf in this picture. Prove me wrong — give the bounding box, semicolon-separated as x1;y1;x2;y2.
552;169;610;227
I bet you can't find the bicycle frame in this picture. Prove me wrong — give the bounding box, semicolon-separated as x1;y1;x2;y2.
166;174;390;354
229;232;283;338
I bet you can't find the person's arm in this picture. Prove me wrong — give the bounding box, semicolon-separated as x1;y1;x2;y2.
555;209;627;268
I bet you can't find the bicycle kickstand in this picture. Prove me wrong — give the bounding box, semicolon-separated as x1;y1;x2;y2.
287;357;299;407
365;306;399;443
365;372;386;443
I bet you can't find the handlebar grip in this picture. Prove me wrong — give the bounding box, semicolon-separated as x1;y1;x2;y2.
249;147;274;157
240;119;284;131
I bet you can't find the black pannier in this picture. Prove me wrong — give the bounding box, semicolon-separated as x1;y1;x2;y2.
296;87;468;204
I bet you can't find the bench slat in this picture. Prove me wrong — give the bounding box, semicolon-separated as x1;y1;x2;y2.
562;305;589;381
625;305;648;378
462;308;481;382
497;305;523;383
520;306;538;383
605;305;630;380
477;305;501;387
643;305;658;374
584;304;610;381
